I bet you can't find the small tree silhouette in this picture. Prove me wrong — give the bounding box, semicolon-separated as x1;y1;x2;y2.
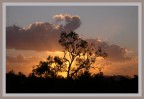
32;56;67;78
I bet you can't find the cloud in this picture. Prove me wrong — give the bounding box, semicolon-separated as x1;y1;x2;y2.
6;12;132;63
86;39;132;62
102;56;138;76
89;49;138;77
6;14;81;51
6;55;45;76
53;14;81;32
87;41;136;76
6;55;44;64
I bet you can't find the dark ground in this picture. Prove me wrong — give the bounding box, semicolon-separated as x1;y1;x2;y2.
6;73;138;93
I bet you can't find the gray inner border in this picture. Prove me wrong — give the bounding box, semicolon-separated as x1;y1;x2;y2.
2;2;142;97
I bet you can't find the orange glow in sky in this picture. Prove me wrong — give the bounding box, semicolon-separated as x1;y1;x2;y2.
6;51;138;77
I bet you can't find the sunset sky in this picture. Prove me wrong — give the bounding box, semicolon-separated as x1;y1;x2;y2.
6;5;138;77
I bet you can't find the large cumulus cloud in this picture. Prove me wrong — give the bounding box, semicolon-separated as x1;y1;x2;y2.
6;14;81;51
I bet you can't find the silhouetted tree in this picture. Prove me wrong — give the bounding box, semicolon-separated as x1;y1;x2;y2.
59;31;107;78
32;31;107;78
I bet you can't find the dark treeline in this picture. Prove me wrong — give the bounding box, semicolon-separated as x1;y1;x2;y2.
6;71;138;93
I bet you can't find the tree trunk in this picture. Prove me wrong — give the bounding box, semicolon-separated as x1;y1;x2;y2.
67;57;74;78
67;66;71;78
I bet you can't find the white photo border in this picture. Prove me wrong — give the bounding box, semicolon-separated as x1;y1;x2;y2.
2;2;142;97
